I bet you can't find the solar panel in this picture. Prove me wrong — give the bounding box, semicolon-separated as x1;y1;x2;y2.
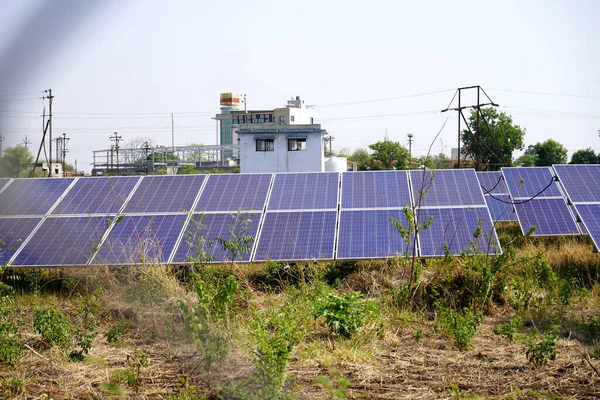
11;216;108;266
0;217;41;265
253;211;337;261
0;178;11;192
195;173;272;212
553;165;600;203
0;178;74;216
502;167;562;199
485;195;517;222
476;171;509;195
573;204;600;251
52;176;140;215
410;169;486;207
123;175;206;213
172;212;261;263
92;214;186;265
336;209;413;259
513;198;580;236
267;173;339;210
417;207;500;256
341;171;411;209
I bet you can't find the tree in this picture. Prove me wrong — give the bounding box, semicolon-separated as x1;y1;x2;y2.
368;140;409;170
532;139;568;166
416;153;452;169
513;153;537;167
349;148;372;171
461;107;525;170
570;148;597;164
0;145;33;177
125;136;155;149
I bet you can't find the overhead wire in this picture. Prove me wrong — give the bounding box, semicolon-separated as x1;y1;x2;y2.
481;175;557;205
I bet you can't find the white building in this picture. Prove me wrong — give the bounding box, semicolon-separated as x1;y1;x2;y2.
235;96;332;173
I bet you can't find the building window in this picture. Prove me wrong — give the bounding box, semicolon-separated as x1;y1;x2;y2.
290;115;295;122
269;114;273;122
310;117;314;124
279;116;286;123
288;138;306;151
256;139;274;152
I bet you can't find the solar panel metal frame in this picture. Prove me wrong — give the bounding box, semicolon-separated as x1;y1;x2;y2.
252;210;338;262
512;197;580;236
0;217;43;265
0;177;77;216
10;215;110;267
416;206;502;257
553;164;600;204
51;176;142;216
409;169;487;208
0;178;12;194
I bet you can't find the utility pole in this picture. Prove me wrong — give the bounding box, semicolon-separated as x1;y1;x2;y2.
171;112;175;169
407;133;414;162
43;89;54;176
142;141;150;175
22;135;32;152
110;132;122;175
61;133;69;176
441;85;498;168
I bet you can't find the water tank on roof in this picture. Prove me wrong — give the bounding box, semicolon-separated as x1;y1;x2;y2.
296;96;300;101
325;157;347;172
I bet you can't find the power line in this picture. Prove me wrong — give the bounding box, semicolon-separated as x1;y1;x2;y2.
488;88;600;100
320;110;439;123
311;89;455;108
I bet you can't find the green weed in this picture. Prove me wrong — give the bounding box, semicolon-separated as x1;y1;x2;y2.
313;291;370;339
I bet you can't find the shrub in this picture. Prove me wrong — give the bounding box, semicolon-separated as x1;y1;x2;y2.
436;306;482;350
493;316;523;341
33;306;71;348
313;292;369;339
523;330;558;367
0;297;21;365
315;369;350;400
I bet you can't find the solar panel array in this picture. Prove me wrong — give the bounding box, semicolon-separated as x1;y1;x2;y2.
501;167;579;236
553;164;600;250
476;172;517;222
1;169;508;266
410;169;501;256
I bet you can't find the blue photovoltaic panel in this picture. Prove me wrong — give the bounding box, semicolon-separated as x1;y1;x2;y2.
417;207;500;256
574;204;600;251
253;211;337;261
476;171;509;195
0;178;74;216
172;213;261;263
409;169;485;207
0;218;41;264
341;171;411;209
485;195;517;222
267;173;339;210
52;176;139;215
553;165;600;203
92;214;186;265
195;174;272;212
337;210;413;259
514;198;579;236
123;175;205;213
0;178;11;192
502;167;562;199
12;217;108;266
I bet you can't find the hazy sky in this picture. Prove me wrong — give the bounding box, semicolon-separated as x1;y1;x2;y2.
1;0;599;173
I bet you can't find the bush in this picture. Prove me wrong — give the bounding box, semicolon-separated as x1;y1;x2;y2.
313;292;369;339
436;306;482;350
33;306;71;348
493;316;523;341
0;297;21;365
523;330;558;367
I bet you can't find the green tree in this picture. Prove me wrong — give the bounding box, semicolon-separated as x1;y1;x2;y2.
349;148;372;171
0;145;33;177
514;153;537;167
461;108;525;170
368;140;409;170
417;153;452;169
570;148;597;164
532;139;568;166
